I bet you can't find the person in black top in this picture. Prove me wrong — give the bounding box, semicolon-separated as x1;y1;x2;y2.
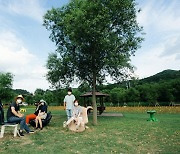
0;99;4;125
35;99;47;130
25;101;42;124
7;95;34;136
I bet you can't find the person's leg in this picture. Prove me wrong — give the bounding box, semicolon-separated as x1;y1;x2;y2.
26;114;37;124
19;117;30;133
66;109;71;120
35;117;38;128
66;117;75;125
70;109;72;118
79;117;84;127
9;116;31;133
7;116;21;123
8;116;26;135
38;118;42;129
76;117;83;129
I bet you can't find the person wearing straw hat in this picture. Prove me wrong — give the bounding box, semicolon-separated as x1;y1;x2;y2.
7;95;34;137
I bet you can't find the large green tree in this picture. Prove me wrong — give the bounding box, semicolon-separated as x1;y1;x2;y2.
0;72;14;102
43;0;143;124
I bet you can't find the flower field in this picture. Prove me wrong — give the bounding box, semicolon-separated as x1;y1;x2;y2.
106;106;180;113
48;106;180;113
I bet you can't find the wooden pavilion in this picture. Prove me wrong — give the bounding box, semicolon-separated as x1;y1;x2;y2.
80;92;109;114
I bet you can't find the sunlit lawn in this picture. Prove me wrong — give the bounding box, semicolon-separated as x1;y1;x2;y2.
0;106;179;154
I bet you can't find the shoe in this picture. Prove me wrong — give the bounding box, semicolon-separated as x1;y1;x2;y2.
28;130;34;134
40;127;43;130
85;126;89;129
17;130;24;137
63;121;67;128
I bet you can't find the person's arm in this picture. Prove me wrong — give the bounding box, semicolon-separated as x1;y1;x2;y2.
63;96;66;110
17;111;24;117
64;102;66;110
38;110;41;116
77;112;81;118
40;111;45;115
11;107;23;117
77;107;82;117
36;105;40;111
73;95;75;102
72;109;76;118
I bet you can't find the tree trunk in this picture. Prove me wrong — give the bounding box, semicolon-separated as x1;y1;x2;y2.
92;71;97;125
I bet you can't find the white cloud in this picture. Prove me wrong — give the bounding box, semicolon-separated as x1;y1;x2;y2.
131;42;180;79
0;0;45;22
133;0;180;79
137;1;180;32
160;35;180;58
0;30;50;92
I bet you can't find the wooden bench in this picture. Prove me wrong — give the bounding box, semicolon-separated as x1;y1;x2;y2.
0;123;18;138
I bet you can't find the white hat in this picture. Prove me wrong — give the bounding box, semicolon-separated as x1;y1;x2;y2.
40;99;46;104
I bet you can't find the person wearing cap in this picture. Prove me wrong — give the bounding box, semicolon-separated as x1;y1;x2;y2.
7;95;34;136
35;99;47;130
64;88;76;120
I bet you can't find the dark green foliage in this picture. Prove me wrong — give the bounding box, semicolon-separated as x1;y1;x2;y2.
13;89;30;95
43;0;143;87
139;69;180;84
0;72;14;102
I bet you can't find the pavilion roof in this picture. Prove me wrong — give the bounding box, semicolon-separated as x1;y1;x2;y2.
80;91;109;97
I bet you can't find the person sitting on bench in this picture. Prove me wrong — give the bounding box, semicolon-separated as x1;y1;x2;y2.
7;95;34;136
63;100;84;130
35;100;47;130
26;101;42;125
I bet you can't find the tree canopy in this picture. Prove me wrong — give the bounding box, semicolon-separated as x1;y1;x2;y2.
43;0;143;124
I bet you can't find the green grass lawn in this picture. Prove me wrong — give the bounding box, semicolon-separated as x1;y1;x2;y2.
0;108;179;154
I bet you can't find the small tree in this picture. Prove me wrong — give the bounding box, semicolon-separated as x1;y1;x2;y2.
43;0;143;124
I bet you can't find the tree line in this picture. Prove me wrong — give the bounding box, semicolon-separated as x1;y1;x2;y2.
0;71;179;107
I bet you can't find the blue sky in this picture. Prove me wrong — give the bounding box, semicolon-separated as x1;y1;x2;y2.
0;0;179;93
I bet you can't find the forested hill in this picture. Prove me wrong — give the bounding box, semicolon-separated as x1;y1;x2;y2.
97;69;180;90
96;69;180;105
139;69;180;84
13;89;31;95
